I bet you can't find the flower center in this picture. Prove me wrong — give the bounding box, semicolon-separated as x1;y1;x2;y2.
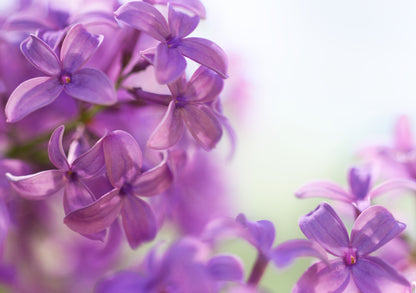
60;72;72;84
344;248;358;266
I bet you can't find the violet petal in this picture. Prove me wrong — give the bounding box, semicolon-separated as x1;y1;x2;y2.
147;101;184;150
20;34;61;76
351;205;406;256
72;135;106;178
63;180;96;214
348;167;372;200
207;255;244;281
367;178;416;200
64;189;122;234
95;271;144;293
48;125;70;171
351;256;410;293
61;24;103;72
103;130;143;188
5;77;64;122
271;239;328;268
299;202;349;257
121;195;157;249
181;104;223;150
168;5;199;39
185;66;224;103
64;68;116;105
293;260;350;293
132;160;173;197
155;43;187;84
6;170;64;199
236;213;275;253
394;115;413;152
115;1;170;42
295;181;353;202
177;37;228;78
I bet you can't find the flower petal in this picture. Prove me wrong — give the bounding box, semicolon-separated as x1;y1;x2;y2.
295;181;353;202
0;199;10;244
293;260;350;293
271;239;328;268
103;130;143;188
132;160;173;196
72;135;106;178
148;101;184;150
185;66;224;103
64;189;122;234
155;43;187;84
299;202;349;257
115;1;170;42
178;37;228;78
121;195;157;249
367;178;416;200
48;125;70;170
168;5;199;39
207;255;244;281
348;167;372;200
351;205;406;256
181;104;223;150
351;256;410;293
394;115;413;152
63;180;96;214
236;213;275;253
20;34;61;76
64;68;116;105
6;170;64;199
5;77;63;122
61;24;103;72
95;271;145;293
169;0;206;18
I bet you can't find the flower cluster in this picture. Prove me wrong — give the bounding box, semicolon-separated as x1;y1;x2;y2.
0;1;415;293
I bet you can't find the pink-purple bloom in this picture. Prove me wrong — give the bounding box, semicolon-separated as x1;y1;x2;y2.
115;1;227;84
5;24;116;122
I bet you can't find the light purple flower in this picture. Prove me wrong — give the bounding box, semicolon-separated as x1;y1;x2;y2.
64;130;173;249
277;203;410;293
295;166;416;212
95;238;243;293
147;66;223;150
5;24;116;122
6;125;106;214
143;0;206;18
115;1;227;84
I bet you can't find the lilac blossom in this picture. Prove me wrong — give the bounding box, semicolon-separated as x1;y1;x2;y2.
5;24;117;122
115;1;227;84
274;203;410;293
95;238;244;293
147;66;223;150
295;166;416;212
64;130;173;248
6;125;106;214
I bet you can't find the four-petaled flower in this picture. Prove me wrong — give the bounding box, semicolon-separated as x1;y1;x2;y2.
64;130;173;249
5;23;116;122
115;1;227;84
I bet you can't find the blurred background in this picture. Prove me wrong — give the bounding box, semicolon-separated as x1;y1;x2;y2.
197;0;416;291
3;0;416;291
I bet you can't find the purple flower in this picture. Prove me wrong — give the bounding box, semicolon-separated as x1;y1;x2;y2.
95;238;244;293
64;130;173;248
295;166;416;212
278;203;410;293
143;0;206;18
5;24;116;122
147;66;223;150
6;125;106;214
115;1;227;84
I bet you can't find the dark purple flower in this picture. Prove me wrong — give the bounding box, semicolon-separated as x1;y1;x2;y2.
5;24;116;122
147;66;223;150
276;203;410;293
296;166;416;212
6;125;106;214
64;130;173;248
115;1;227;84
